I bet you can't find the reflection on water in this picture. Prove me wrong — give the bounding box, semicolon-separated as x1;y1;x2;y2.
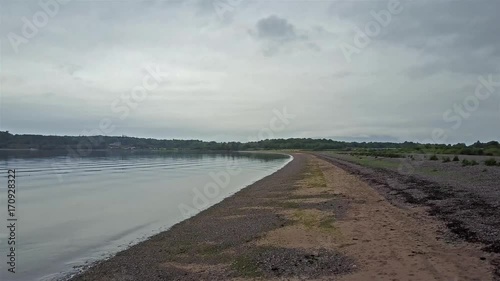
0;150;291;281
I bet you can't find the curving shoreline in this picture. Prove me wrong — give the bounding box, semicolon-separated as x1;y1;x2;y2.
69;153;496;281
69;154;303;281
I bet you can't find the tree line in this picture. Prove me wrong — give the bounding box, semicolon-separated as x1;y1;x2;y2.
1;131;499;155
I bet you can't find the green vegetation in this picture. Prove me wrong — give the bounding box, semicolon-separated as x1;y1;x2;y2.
197;244;225;257
349;150;404;158
280;201;301;209
430;155;439;161
350;157;399;169
462;159;479;166
302;161;327;188
484;158;498;166
318;216;336;230
442;156;451;163
293;210;318;229
231;255;261;277
453;155;460;161
343;141;500;157
293;210;337;233
1;131;499;155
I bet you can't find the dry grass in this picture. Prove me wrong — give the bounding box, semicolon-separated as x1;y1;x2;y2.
300;159;327;188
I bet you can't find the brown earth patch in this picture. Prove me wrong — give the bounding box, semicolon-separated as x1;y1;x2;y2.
315;156;493;281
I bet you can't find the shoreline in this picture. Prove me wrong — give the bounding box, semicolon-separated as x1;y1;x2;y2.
70;153;496;281
69;153;300;281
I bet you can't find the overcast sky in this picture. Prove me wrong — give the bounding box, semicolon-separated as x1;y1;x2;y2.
1;0;499;143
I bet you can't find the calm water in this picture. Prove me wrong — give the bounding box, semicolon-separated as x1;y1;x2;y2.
0;150;291;281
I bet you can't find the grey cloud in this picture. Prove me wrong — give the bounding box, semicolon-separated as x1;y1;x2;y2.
251;15;321;56
331;0;500;76
255;15;298;42
391;1;500;76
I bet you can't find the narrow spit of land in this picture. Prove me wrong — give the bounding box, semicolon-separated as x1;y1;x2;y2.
71;153;495;281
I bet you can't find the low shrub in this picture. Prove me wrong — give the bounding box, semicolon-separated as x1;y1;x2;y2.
484;158;497;166
471;160;479;166
452;155;460;161
462;159;471;166
430;155;439;161
442;156;451;163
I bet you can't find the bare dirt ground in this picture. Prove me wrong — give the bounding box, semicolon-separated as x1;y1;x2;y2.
316;152;500;280
315;156;493;281
71;153;496;281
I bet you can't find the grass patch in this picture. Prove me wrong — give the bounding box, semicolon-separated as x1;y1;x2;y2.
321;152;400;170
280;201;301;209
293;210;318;229
288;193;338;200
231;255;262;277
293;210;337;232
419;167;446;176
462;159;479;166
197;244;225;256
354;157;399;169
318;216;336;230
167;241;194;255
301;160;327;188
484;158;497;166
349;150;404;158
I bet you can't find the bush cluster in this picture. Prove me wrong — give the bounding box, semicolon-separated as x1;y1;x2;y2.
484;158;498;166
462;159;479;166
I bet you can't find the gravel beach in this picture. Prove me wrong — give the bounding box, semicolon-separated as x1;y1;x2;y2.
71;154;354;280
70;153;497;281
